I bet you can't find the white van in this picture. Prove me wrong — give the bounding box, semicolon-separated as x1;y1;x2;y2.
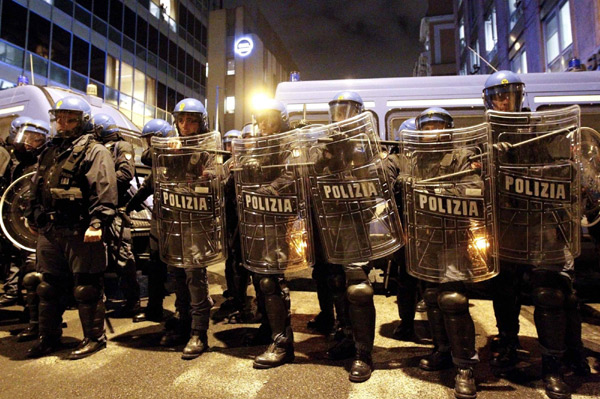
275;71;600;140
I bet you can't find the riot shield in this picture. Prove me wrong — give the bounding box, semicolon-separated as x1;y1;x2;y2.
0;171;36;252
487;105;581;265
302;112;404;265
400;123;497;283
580;127;600;227
151;132;225;267
232;129;314;274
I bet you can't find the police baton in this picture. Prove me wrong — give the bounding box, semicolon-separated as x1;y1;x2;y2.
469;127;574;161
419;167;481;183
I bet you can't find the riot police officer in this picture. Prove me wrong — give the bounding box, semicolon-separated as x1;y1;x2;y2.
0;118;47;309
126;119;175;323
387;117;421;341
316;91;377;383
161;98;214;359
92;113;141;317
484;70;589;399
244;99;296;368
26;96;117;359
8;119;50;341
214;128;253;323
412;107;480;399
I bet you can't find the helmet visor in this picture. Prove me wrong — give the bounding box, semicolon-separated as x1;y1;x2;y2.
49;109;84;138
328;102;361;123
255;110;282;135
175;112;202;136
14;127;46;152
484;84;524;112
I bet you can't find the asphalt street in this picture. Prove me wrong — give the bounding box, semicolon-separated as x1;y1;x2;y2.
1;261;600;399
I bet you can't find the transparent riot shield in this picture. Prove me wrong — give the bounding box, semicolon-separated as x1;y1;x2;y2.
232;129;314;274
151;132;225;267
580;127;600;227
0;171;36;252
400;123;497;283
302;112;404;265
487;105;581;265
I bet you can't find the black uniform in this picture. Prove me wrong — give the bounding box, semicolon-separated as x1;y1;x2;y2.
491;127;589;397
26;133;117;358
0;144;38;307
126;149;167;322
102;137;140;314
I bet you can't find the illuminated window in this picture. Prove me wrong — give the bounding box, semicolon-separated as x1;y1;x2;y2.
119;61;133;97
511;49;527;74
227;59;235;76
544;1;573;71
484;6;497;54
133;68;145;100
225;96;235;114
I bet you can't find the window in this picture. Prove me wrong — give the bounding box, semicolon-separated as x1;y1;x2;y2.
484;6;498;54
227;59;235;76
51;24;71;68
225;96;235;114
508;0;520;29
469;40;481;74
544;1;573;71
28;12;51;59
1;1;27;48
109;0;123;30
511;49;527;74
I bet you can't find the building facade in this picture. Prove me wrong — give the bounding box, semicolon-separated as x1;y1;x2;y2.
207;3;297;133
0;0;210;127
455;0;600;75
414;1;457;76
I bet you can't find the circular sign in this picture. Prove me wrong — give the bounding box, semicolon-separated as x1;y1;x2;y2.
234;37;254;57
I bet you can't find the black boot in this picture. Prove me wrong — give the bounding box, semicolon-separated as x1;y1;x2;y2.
307;311;334;335
244;322;272;346
27;335;61;358
420;348;453;371
490;335;519;368
542;355;571;399
17;324;39;342
182;330;208;360
68;299;107;360
253;330;294;369
392;320;415;341
133;304;163;323
160;316;190;347
0;293;18;307
564;347;590;376
349;350;373;382
327;329;356;360
454;367;477;399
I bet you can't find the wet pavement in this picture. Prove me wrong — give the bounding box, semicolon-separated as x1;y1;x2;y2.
1;261;600;399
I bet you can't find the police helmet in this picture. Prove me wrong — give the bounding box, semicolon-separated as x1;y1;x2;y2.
223;129;242;143
9;116;32;142
416;107;454;130
173;98;209;135
328;91;364;123
393;117;417;141
254;99;289;135
482;70;525;112
13;119;49;153
92;113;120;142
241;122;254;138
48;96;92;138
142;118;176;138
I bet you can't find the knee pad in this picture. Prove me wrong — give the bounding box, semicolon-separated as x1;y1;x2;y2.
73;285;101;304
423;287;439;307
438;291;469;314
37;281;59;300
23;272;43;290
532;287;565;309
347;282;374;306
259;276;279;296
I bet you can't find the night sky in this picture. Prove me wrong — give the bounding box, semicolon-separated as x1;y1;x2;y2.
253;0;429;81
